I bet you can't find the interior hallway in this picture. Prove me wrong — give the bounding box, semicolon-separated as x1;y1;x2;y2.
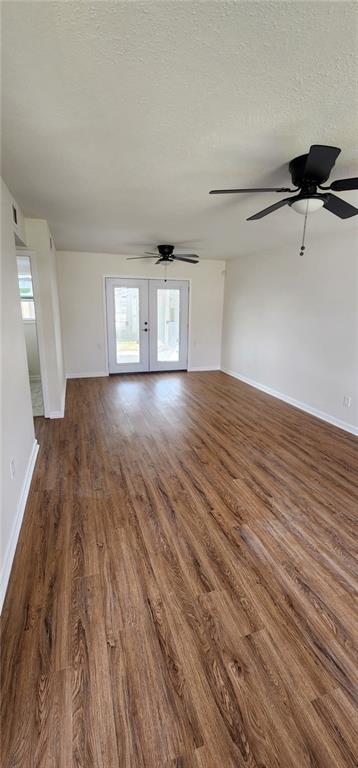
30;379;44;417
1;371;357;767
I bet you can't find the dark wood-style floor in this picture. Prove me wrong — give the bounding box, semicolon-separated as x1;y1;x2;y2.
1;372;358;767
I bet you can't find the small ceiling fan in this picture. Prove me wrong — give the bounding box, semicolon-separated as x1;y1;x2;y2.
210;145;358;220
126;244;199;264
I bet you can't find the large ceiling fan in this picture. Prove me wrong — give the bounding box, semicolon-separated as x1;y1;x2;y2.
126;244;199;264
210;145;358;220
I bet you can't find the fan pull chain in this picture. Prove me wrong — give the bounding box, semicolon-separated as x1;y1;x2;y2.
299;199;309;256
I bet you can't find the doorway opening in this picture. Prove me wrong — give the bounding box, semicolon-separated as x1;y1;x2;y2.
106;277;189;374
16;253;44;417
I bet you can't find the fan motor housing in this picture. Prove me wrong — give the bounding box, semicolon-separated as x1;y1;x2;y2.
158;244;174;257
289;154;330;188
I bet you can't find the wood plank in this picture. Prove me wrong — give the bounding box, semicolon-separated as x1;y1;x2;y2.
1;371;357;767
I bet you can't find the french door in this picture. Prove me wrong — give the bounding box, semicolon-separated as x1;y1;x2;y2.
106;277;189;374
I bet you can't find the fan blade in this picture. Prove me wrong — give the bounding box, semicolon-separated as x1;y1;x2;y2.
144;251;159;255
174;253;198;258
323;193;358;219
173;256;199;264
247;196;295;220
329;177;358;192
210;187;294;194
303;145;340;181
155;259;163;264
126;255;156;260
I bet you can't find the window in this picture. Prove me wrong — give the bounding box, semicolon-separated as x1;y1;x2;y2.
19;277;33;299
17;256;36;321
114;286;140;363
21;300;36;321
157;288;180;361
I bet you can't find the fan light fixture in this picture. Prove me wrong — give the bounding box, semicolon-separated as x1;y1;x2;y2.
290;198;324;215
209;145;358;221
126;244;199;266
210;144;358;256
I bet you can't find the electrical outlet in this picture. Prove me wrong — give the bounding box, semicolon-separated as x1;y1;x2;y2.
10;458;15;479
343;395;351;408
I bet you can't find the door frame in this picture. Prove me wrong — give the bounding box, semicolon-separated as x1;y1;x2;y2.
103;275;192;375
148;279;189;372
16;247;50;417
106;277;150;374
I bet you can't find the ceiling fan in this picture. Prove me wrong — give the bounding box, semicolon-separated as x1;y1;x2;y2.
126;244;199;264
210;145;358;220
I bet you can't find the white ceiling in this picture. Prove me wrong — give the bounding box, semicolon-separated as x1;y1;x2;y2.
2;1;357;259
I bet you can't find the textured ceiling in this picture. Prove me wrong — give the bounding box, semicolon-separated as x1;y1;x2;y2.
2;1;357;259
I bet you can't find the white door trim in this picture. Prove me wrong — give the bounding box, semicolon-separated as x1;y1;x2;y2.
106;277;149;374
105;276;190;375
148;279;189;372
16;248;50;418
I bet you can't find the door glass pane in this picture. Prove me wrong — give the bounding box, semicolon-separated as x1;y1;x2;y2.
114;286;140;364
19;277;34;298
157;289;180;362
21;299;36;320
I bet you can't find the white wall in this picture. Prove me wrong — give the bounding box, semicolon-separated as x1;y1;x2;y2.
23;322;41;378
221;239;358;433
0;179;38;610
56;251;225;376
24;220;66;416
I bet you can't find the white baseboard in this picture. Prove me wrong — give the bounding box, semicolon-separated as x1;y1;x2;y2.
188;366;220;372
0;440;39;612
49;377;67;419
68;368;220;376
66;371;108;379
221;368;358;437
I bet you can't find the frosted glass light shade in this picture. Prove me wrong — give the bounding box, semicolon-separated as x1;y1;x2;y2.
290;197;324;215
